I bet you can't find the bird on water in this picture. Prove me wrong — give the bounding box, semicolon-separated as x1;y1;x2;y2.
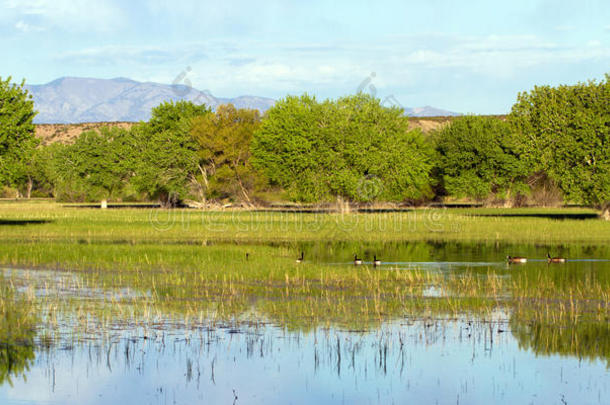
506;255;527;264
547;253;566;263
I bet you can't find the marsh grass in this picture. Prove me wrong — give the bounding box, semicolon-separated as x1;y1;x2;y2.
0;202;609;359
0;202;608;245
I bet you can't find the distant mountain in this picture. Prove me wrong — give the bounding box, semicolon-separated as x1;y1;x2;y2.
404;106;460;117
26;77;459;123
26;77;276;124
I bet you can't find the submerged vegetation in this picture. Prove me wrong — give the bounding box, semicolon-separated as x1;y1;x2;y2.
0;203;608;365
0;279;37;386
0;73;609;397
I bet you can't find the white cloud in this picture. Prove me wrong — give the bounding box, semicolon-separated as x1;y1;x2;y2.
14;20;44;32
3;0;125;32
65;34;608;98
56;44;208;67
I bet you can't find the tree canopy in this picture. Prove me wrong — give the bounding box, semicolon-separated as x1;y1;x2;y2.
130;101;211;206
435;115;530;203
251;94;435;203
48;127;133;201
0;77;38;192
191;104;262;204
510;74;610;217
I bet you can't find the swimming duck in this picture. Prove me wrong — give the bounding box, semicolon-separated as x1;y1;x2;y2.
547;253;566;263
507;255;527;264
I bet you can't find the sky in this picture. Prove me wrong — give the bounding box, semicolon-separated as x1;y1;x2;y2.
1;0;609;114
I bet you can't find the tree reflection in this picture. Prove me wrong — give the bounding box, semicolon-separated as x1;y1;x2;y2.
511;317;610;366
0;284;37;387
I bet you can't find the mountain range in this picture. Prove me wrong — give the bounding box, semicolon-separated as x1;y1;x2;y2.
26;77;459;124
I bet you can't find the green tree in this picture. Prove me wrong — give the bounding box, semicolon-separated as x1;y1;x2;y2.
435;115;530;203
0;77;38;194
191;104;262;204
130;101;211;206
511;75;610;218
50;127;133;202
252;94;434;203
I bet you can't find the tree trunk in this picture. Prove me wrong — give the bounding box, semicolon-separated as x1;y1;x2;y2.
503;188;513;208
26;176;33;199
196;164;209;208
602;205;610;221
158;191;176;208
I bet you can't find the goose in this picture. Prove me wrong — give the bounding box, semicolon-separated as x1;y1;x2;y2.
246;252;250;261
296;252;304;263
373;255;381;267
547;253;566;263
353;254;363;266
507;255;527;264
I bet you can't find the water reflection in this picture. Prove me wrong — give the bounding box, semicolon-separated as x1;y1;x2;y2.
297;240;610;265
512;318;610;368
0;319;608;405
0;284;37;387
1;239;609;403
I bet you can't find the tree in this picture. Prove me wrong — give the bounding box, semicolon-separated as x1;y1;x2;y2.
0;77;38;194
191;104;262;204
130;101;211;207
510;75;610;218
251;94;435;203
49;127;133;202
435;115;530;204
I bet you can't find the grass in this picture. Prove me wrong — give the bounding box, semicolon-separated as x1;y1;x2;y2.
0;202;607;245
0;201;609;360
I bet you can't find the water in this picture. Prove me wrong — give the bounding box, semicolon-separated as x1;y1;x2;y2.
1;240;609;404
1;319;608;405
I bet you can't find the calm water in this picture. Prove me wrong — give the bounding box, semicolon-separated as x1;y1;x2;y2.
1;241;609;404
1;319;608;405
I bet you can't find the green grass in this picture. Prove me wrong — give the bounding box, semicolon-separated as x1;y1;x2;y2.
0;202;607;245
0;201;609;344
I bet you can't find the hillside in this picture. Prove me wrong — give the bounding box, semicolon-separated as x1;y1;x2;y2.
34;116;469;145
26;77;276;124
26;77;460;124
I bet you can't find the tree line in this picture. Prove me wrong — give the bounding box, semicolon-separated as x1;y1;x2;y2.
1;74;609;217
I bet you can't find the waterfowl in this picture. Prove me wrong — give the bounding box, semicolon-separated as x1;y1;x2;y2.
373;255;381;267
353;254;363;266
547;253;566;263
296;252;304;263
507;255;527;264
246;252;250;261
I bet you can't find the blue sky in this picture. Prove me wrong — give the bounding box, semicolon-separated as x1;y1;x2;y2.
1;0;609;114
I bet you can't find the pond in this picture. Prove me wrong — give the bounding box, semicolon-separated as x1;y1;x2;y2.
1;318;608;404
0;240;608;404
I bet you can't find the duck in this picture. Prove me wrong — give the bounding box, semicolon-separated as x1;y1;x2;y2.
506;255;527;264
296;252;304;263
547;253;566;263
373;255;381;267
353;254;363;266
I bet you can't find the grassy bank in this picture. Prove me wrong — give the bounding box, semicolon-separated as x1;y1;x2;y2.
0;202;609;341
0;201;608;245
